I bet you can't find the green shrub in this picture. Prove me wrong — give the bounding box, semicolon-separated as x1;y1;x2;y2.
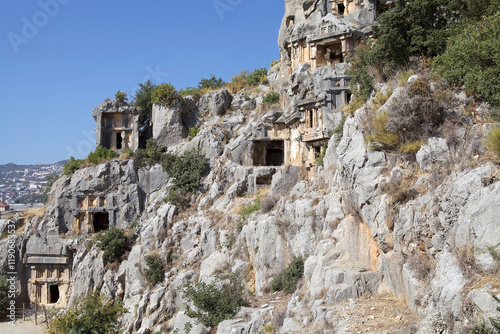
333;115;347;142
226;69;249;94
0;276;8;319
400;140;423;154
365;111;400;151
397;69;415;87
115;90;127;104
151;83;182;107
63;157;84;176
370;89;393;111
63;147;118;176
161;153;177;174
96;228;127;263
143;254;166;285
86;146;118;165
43;173;60;202
314;144;328;167
183;274;248;326
486;127;500;161
346;44;376;100
169;149;209;193
199;75;225;90
133;80;156;125
263;92;279;105
408;78;431;97
163;189;188;211
343;93;366;116
47;291;126;334
135;138;164;167
270;257;304;294
433;12;500;107
179;86;202;100
246;68;268;86
188;127;200;141
239;193;261;219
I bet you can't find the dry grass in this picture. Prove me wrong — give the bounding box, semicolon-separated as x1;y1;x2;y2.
407;252;434;281
20;205;47;222
333;292;419;333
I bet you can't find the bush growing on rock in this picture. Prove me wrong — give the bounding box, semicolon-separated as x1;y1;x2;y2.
143;254;166;285
246;68;268;86
63;157;85;176
183;274;248;326
199;74;225;90
270;257;304;294
163;189;188;211
485;127;500;161
263;92;279;105
86;146;118;165
168;148;209;193
47;291;126;334
433;12;500;108
133;80;156;125
96;227;127;263
134;138;165;167
63;146;118;176
151;83;182;107
188;126;200;141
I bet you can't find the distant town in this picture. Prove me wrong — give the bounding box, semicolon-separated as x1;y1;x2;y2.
0;162;64;207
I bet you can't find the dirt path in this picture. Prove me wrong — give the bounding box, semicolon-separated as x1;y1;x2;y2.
0;315;47;334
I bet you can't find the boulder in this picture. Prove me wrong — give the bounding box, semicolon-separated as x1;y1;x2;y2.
416;137;450;172
152;103;187;147
198;89;232;116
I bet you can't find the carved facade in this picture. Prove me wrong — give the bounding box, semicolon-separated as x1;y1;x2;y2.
72;193;112;234
93;99;140;151
284;0;395;72
26;254;71;307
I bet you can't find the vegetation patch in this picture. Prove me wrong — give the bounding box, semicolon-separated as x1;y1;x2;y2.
270;257;304;294
263;92;280;105
96;227;128;263
314;144;328;167
188;126;200;141
133;80;156;125
183;274;248;326
143;254;166;285
486;127;500;162
47;291;126;334
63;146;118;176
167;148;209;193
239;193;261;219
151;82;182;107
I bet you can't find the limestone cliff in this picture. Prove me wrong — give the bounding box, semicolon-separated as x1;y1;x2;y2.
1;1;499;334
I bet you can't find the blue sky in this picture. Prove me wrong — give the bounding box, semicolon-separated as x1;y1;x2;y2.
0;0;284;165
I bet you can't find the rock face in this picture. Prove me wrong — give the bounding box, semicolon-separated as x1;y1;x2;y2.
152;103;188;146
198;89;232;117
4;1;500;333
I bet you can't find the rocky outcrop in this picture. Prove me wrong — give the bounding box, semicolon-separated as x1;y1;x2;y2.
198;89;232;117
4;1;499;333
152;103;188;147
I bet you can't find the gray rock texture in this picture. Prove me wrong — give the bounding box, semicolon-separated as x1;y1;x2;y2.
198;89;232;117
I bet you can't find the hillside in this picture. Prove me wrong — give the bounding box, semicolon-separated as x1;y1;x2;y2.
1;1;500;334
